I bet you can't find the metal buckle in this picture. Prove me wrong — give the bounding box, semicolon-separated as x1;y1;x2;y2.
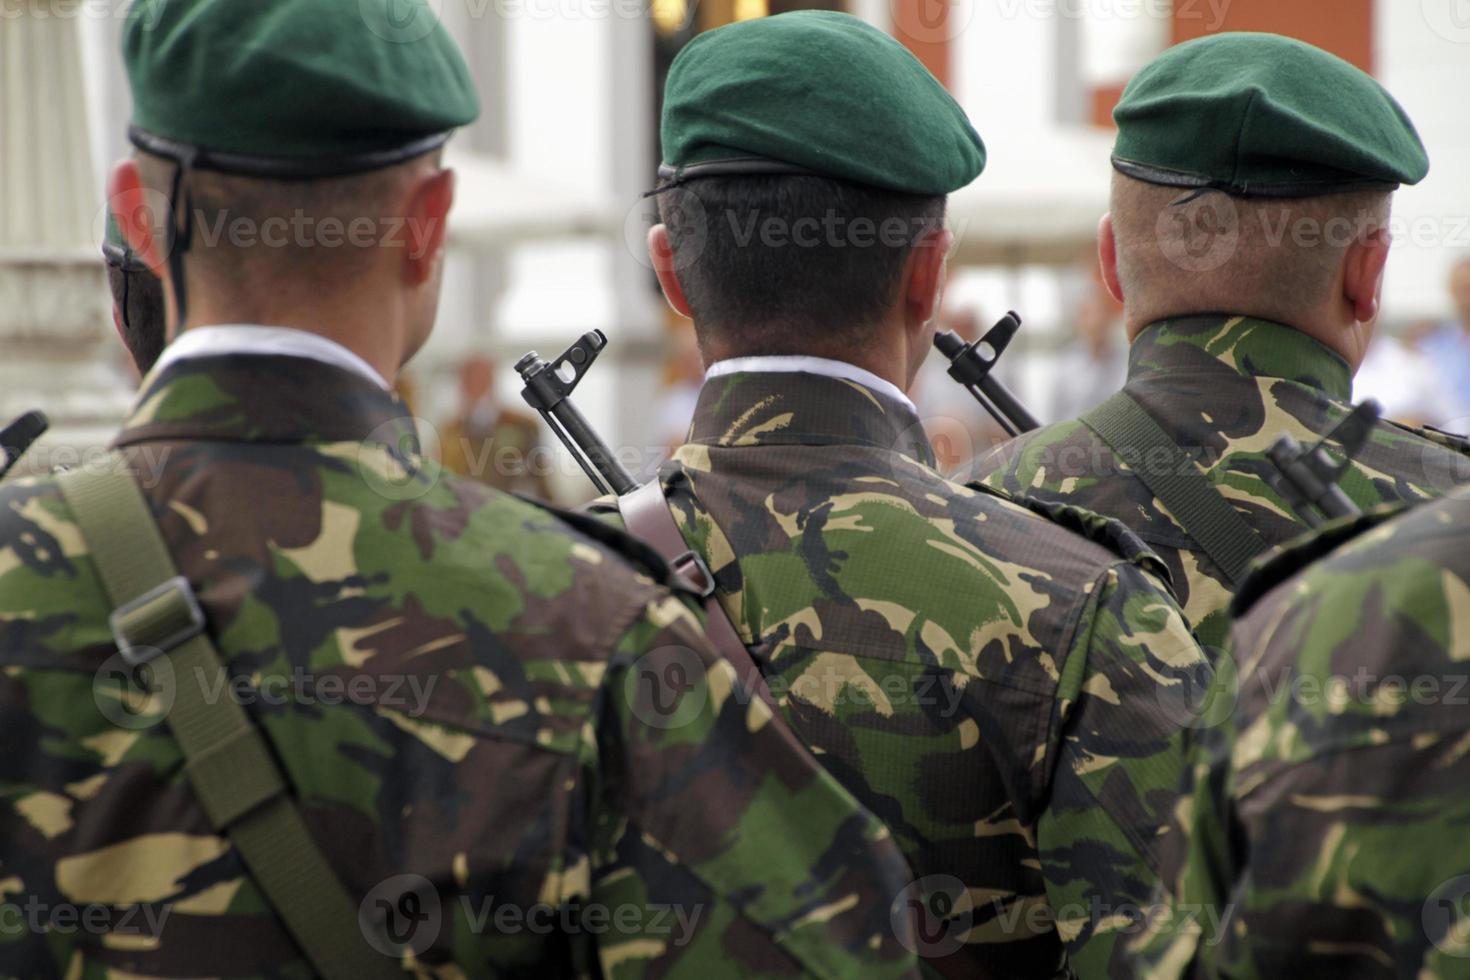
670;550;718;599
109;576;206;668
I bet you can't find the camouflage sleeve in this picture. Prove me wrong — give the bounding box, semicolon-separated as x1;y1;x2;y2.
1180;738;1470;979
1037;560;1210;975
1112;688;1236;979
1126;532;1470;980
588;591;920;979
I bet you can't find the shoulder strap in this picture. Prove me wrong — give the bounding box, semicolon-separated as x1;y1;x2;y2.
617;480;771;701
1082;392;1269;586
57;462;401;980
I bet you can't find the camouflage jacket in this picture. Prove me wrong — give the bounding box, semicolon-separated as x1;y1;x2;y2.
0;355;921;979
971;314;1470;651
588;371;1208;978
1123;491;1470;978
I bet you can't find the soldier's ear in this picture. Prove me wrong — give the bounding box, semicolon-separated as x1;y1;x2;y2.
904;227;953;327
107;160;167;277
1343;225;1392;324
648;225;693;319
1098;213;1124;304
402;167;455;286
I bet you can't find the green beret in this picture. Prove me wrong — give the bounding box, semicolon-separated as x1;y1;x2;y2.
1112;32;1427;198
123;0;480;176
659;11;984;196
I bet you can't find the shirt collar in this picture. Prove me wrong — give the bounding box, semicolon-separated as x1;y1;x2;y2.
704;355;919;415
151;325;391;391
1128;314;1354;401
688;369;935;467
116;352;417;452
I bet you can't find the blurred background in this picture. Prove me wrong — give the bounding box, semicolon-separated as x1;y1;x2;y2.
4;0;1470;503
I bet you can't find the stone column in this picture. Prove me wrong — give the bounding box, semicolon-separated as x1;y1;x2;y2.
0;4;134;472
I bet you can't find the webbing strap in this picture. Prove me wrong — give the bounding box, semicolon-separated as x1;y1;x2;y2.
58;461;401;980
1082;392;1269;586
618;480;774;704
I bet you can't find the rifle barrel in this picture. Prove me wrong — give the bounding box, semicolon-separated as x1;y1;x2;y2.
517;338;639;497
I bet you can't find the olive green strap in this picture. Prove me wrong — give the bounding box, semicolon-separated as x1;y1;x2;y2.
1082;392;1269;586
57;460;400;980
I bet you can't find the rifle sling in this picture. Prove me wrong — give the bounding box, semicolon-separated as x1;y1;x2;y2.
57;460;400;980
617;480;771;702
1082;392;1269;587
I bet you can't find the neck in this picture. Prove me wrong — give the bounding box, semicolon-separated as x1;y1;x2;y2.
1126;305;1369;372
702;318;918;392
173;292;408;385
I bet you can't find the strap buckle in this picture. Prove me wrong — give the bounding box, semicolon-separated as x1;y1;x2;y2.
670;550;718;599
110;576;206;667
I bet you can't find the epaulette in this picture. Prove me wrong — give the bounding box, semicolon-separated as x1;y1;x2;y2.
515;494;683;592
1229;501;1412;616
969;482;1174;589
1387;419;1470;456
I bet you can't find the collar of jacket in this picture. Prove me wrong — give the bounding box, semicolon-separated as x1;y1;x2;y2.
688;371;936;467
1128;314;1354;402
113;353;420;453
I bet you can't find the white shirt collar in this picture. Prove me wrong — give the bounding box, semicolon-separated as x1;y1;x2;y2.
704;355;917;414
151;325;390;390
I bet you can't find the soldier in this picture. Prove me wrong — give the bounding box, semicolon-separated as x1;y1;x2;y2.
102;211;167;376
592;12;1208;976
1125;491;1470;977
0;1;921;976
971;33;1470;652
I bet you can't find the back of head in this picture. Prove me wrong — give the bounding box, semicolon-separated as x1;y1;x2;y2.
653;11;984;360
117;0;480;336
1107;32;1426;335
658;176;945;356
130;150;439;323
1109;175;1392;325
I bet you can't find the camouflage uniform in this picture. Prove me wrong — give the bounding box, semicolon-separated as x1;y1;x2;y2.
1124;490;1470;978
972;314;1470;650
0;355;920;978
591;371;1208;977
